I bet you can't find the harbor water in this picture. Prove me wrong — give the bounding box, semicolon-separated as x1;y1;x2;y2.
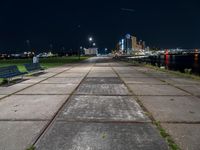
147;54;200;75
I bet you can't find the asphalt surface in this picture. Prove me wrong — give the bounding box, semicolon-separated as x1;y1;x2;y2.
0;57;200;150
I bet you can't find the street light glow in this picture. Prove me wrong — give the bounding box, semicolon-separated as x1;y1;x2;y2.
89;37;93;42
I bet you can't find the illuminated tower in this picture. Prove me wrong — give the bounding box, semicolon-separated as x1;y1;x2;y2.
125;34;132;54
131;36;137;51
142;41;146;50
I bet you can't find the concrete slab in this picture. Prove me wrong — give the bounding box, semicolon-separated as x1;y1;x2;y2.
18;84;78;95
113;66;138;73
94;63;110;67
127;84;189;96
118;73;149;78
58;95;149;122
91;67;113;71
109;62;121;65
37;72;56;78
0;121;47;150
0;84;32;95
67;68;91;72
21;77;46;84
90;70;114;73
75;84;131;95
135;68;161;73
41;77;82;84
113;67;135;71
65;70;89;73
0;95;69;120
46;67;69;73
175;85;200;96
115;70;142;74
36;122;168;150
55;72;86;78
162;123;200;150
87;73;118;77
83;77;123;84
0;95;6;99
90;70;115;74
122;77;166;84
161;78;200;85
137;69;177;78
144;72;177;78
139;96;200;122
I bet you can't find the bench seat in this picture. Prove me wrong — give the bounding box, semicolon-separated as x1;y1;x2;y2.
24;63;44;73
0;66;27;82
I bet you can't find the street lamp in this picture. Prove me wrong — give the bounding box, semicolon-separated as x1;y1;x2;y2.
93;43;96;47
89;37;93;42
79;46;83;60
105;48;108;54
88;37;93;48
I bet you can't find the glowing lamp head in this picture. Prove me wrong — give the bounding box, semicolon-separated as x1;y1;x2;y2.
89;37;93;42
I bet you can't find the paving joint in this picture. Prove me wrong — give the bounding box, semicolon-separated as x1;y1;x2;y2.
111;66;155;121
111;65;179;150
0;66;73;102
32;64;94;147
73;93;132;96
141;70;195;97
158;121;200;124
0;119;51;121
56;119;152;124
14;94;71;96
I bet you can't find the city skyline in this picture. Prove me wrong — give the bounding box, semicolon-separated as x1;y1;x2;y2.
0;0;199;52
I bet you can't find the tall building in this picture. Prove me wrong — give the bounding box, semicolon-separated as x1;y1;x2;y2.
121;39;125;51
117;39;125;54
125;34;132;54
116;34;147;55
131;36;137;51
142;41;146;49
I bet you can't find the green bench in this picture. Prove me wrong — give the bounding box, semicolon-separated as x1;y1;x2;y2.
0;65;27;83
24;63;45;74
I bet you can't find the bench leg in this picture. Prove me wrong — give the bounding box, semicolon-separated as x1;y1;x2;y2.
7;78;11;85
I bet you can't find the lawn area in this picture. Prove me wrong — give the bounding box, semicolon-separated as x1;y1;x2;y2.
0;56;89;84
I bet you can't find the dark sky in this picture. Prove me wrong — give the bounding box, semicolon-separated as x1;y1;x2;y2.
0;0;199;53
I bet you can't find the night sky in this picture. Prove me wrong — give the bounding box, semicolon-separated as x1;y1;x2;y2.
0;0;199;53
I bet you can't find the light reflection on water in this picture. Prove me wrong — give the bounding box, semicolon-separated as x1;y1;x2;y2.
149;53;200;75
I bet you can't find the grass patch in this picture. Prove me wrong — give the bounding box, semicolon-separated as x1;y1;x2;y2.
0;56;89;68
0;56;90;84
154;121;181;150
26;145;35;150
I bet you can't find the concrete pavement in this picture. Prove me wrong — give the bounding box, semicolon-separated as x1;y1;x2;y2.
0;57;200;150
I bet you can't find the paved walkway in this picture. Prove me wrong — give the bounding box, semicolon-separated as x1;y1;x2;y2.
0;57;200;150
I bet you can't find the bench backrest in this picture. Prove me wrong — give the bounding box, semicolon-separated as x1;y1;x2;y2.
24;63;42;72
0;66;21;77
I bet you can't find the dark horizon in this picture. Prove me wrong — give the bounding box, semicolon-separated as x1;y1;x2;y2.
0;0;199;53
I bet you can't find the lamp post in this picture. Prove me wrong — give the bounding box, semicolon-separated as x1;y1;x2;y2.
79;46;83;60
105;48;108;54
89;37;93;48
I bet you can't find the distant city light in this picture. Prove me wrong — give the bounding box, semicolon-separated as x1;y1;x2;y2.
93;43;96;46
